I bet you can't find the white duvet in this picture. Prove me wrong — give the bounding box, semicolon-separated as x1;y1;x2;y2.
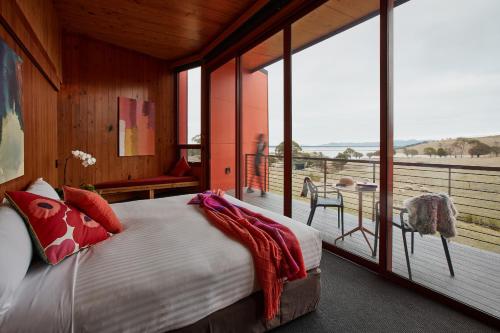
1;194;322;333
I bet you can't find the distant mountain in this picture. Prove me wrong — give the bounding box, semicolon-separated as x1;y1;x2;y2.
317;139;423;148
396;134;500;153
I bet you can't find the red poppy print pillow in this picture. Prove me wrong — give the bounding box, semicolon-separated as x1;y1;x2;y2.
5;191;109;265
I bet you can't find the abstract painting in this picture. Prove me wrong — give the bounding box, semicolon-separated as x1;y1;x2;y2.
0;38;24;184
118;97;155;156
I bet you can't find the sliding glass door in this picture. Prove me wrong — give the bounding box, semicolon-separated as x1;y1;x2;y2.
393;0;500;318
291;1;381;263
198;0;498;321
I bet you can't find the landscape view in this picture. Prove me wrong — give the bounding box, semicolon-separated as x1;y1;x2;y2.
251;0;500;260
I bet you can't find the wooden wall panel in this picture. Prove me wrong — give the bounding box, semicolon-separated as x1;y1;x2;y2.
58;34;176;188
0;26;58;199
0;0;61;88
16;0;62;77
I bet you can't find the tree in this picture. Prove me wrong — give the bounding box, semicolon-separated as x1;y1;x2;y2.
335;152;350;160
191;134;201;144
408;148;418;157
453;137;469;157
423;147;437;157
491;141;500;157
367;150;379;158
437;147;448;157
468;142;491;158
403;147;410;157
352;151;363;159
343;148;356;158
275;140;302;156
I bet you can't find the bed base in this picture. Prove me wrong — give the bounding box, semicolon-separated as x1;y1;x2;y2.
170;268;321;333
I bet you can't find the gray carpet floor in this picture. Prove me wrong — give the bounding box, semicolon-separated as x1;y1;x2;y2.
273;250;498;333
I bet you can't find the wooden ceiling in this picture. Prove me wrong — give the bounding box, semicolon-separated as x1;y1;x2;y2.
53;0;257;61
54;0;381;68
242;0;380;71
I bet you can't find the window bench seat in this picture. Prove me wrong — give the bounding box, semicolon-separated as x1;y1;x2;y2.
94;175;200;199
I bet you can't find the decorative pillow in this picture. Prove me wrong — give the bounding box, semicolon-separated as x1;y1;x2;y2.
63;186;123;234
5;191;109;265
0;204;33;314
169;156;191;177
26;177;60;200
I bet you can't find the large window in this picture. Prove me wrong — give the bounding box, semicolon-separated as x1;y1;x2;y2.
178;67;201;162
291;1;380;262
177;0;500;321
394;0;500;318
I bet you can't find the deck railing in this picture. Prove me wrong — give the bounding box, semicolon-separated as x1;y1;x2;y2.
244;154;500;253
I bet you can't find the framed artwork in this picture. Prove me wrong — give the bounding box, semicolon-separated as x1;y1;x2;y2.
118;97;155;156
0;37;24;184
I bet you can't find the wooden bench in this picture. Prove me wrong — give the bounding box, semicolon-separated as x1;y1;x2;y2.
95;176;199;199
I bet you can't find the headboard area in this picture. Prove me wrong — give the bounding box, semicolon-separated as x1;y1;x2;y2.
0;0;60;200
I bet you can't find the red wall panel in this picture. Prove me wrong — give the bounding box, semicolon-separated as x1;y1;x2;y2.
242;69;269;191
210;60;236;190
209;61;269;192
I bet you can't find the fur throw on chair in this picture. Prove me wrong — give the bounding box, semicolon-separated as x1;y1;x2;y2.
404;193;458;239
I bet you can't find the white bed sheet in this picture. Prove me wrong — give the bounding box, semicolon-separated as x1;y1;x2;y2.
0;194;322;333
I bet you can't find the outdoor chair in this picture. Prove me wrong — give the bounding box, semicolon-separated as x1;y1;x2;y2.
301;177;344;231
373;201;455;280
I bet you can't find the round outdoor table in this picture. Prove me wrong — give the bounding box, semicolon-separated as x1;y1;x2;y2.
334;184;378;253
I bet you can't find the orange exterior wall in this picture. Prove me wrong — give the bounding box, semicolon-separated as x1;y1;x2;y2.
210;60;237;190
242;69;269;191
195;62;268;192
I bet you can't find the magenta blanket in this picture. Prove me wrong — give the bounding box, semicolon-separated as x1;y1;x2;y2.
189;192;306;281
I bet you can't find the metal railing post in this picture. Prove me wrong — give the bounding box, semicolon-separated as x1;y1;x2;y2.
265;155;268;192
245;154;248;188
448;167;452;196
372;162;376;221
323;160;327;198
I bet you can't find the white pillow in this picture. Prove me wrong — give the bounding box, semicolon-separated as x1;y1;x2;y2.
0;204;33;316
25;178;60;200
0;178;56;314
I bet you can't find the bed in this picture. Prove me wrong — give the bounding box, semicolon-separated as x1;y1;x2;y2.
0;194;322;332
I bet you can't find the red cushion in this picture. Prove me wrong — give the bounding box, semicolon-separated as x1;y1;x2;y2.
170;156;191;177
5;191;109;265
94;175;197;189
63;186;123;234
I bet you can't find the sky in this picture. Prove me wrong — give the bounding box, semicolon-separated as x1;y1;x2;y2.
187;67;201;143
188;0;500;146
266;0;500;146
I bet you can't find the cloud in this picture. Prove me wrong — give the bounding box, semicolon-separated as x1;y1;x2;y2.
265;0;500;145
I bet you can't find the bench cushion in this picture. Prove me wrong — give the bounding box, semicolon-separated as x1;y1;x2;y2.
94;175;198;189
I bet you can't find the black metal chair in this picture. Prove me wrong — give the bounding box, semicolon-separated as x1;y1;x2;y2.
373;202;455;280
301;177;344;231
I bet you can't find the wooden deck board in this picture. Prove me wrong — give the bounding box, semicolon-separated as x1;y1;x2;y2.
240;190;500;318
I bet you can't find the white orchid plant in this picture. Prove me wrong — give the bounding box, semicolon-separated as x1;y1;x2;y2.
63;150;97;185
71;150;97;167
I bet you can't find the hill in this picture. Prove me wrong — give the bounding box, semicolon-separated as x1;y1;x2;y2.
320;139;422;147
396;134;500;155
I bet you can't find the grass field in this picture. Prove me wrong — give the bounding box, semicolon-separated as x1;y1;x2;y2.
256;157;500;254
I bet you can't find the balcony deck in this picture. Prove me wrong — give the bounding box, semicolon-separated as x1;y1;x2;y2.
241;190;500;319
